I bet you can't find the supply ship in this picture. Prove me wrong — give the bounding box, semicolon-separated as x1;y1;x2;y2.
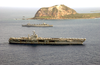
22;23;53;27
9;31;86;45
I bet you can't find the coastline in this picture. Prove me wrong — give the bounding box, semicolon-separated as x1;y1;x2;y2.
28;13;100;20
28;17;98;20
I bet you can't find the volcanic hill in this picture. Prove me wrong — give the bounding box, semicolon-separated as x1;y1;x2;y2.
31;4;100;19
33;5;77;19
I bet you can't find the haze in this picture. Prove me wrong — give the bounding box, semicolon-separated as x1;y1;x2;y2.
0;0;100;8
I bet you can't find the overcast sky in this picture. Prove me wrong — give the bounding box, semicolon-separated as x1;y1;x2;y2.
0;0;100;8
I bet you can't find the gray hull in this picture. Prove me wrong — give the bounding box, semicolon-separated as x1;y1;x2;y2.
9;41;84;45
22;25;53;27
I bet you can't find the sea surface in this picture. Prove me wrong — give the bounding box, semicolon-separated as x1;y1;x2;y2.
0;7;100;65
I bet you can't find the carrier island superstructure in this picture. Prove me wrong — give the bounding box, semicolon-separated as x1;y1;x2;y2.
9;31;86;45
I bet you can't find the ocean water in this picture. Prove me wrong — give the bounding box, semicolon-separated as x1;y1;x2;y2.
0;7;100;65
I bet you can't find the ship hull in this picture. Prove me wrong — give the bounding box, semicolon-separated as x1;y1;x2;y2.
9;41;83;45
22;25;53;27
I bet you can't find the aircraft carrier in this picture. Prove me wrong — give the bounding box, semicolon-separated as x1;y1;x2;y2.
9;31;86;45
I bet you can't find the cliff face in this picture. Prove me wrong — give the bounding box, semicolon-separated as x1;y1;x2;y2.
34;5;77;18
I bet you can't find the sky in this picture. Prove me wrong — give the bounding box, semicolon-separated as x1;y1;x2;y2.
0;0;100;8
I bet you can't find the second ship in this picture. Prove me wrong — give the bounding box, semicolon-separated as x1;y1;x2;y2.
22;23;53;27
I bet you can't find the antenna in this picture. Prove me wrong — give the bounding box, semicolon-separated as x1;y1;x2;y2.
33;30;35;35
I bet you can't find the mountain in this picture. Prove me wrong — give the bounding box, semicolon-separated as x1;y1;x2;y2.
31;4;100;19
33;4;77;19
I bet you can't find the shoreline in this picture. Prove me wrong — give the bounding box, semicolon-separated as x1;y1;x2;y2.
27;12;100;20
28;17;99;20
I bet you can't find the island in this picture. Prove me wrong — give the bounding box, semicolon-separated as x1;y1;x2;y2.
30;4;100;20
